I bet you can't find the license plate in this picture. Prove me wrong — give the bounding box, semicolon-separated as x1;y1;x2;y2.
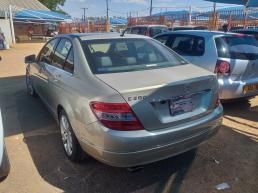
170;96;193;116
243;83;258;93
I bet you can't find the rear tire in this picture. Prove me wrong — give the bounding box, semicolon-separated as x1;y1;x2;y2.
59;109;83;162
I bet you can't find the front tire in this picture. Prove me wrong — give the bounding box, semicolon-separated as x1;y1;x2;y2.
59;110;83;162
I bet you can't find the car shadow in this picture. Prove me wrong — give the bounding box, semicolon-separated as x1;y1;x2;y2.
223;99;258;124
0;75;196;193
1;76;258;193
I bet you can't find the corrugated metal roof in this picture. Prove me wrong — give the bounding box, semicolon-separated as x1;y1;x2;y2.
0;0;48;12
15;9;71;21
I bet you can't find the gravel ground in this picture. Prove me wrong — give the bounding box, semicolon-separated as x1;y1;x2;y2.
0;43;257;193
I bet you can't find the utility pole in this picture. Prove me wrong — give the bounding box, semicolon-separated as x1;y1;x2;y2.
213;2;217;14
81;7;88;22
213;2;217;30
189;5;192;24
106;0;109;23
106;0;110;32
150;0;153;16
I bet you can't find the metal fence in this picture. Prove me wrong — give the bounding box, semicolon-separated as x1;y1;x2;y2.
59;20;109;34
127;8;258;30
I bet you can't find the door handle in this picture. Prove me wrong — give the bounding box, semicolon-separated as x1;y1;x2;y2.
39;64;45;73
54;74;61;79
52;74;61;82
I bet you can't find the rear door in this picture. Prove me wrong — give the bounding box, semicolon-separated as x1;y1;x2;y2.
215;35;258;81
46;38;73;111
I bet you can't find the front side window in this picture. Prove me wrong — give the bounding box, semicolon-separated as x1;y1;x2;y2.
81;38;186;74
170;35;205;56
215;35;258;60
52;39;72;69
38;38;59;64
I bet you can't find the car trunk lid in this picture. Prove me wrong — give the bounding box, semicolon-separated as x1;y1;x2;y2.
95;64;218;131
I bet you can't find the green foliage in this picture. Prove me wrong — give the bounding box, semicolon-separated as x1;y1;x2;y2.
39;0;66;11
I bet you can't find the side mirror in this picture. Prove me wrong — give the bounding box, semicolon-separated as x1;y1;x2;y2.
25;54;36;64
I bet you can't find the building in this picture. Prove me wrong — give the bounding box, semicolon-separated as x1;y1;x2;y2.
0;0;70;44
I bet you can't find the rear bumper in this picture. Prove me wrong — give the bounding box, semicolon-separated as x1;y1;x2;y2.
218;77;258;100
79;106;223;167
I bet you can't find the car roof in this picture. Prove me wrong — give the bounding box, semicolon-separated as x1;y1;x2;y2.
232;28;258;32
172;25;206;28
156;30;237;37
56;32;151;40
129;25;168;28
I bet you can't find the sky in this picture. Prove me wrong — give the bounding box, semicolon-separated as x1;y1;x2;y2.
61;0;235;18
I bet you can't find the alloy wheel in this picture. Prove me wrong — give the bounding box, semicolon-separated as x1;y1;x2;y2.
60;115;73;156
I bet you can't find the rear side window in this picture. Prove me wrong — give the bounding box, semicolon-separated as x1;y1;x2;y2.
215;35;258;60
155;35;170;45
150;27;168;37
131;27;147;35
64;48;74;73
170;35;205;56
38;38;59;64
52;39;72;69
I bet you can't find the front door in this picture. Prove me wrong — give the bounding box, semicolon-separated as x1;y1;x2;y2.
34;38;60;108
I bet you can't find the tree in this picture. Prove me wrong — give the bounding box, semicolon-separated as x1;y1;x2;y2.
38;0;66;11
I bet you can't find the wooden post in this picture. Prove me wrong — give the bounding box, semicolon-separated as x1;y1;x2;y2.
9;5;16;44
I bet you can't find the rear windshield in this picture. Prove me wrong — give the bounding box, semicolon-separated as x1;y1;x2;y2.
215;35;258;60
81;38;186;74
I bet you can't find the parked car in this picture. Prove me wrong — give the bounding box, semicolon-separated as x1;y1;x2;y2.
231;29;258;40
124;25;168;37
0;109;10;180
25;33;223;167
169;25;208;31
154;30;258;100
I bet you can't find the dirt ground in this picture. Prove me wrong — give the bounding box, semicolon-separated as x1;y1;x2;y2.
0;43;257;193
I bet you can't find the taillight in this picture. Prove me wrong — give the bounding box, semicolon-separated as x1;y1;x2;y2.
215;60;230;75
90;101;144;131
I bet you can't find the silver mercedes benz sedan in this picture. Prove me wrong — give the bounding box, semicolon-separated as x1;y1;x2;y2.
25;33;223;167
155;30;258;100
